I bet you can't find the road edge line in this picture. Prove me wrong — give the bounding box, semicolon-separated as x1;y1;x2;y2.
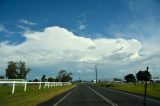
88;86;118;106
98;86;160;103
53;87;75;106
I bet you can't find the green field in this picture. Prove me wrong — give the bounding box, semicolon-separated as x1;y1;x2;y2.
0;84;76;106
97;83;160;100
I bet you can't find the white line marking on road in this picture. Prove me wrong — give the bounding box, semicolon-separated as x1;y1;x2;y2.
88;86;119;106
53;89;74;106
98;86;160;103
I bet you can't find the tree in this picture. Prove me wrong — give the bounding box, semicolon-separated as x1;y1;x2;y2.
57;70;73;82
5;61;30;79
17;61;30;79
54;78;59;82
136;70;151;81
136;71;143;81
41;75;47;82
6;61;18;79
48;77;54;82
33;78;39;82
124;74;136;82
0;76;5;79
113;78;122;82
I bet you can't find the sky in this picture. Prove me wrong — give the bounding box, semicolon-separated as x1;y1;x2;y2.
0;0;160;80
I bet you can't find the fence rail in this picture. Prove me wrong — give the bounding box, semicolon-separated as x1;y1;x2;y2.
0;81;71;94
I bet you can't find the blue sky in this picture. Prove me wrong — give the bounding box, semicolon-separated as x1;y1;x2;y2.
1;0;155;41
0;0;160;80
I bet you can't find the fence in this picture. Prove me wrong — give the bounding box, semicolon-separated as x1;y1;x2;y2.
0;81;71;94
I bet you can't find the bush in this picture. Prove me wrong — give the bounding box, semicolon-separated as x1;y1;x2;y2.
97;83;114;88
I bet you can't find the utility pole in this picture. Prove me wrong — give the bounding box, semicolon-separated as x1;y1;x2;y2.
95;66;97;83
79;76;81;81
143;66;149;106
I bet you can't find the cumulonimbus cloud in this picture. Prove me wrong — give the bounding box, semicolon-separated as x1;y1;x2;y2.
0;26;144;78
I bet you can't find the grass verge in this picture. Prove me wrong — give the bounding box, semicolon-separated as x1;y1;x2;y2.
0;84;76;106
97;83;160;100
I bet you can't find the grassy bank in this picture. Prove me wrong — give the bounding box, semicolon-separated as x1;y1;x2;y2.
0;84;76;106
97;83;160;100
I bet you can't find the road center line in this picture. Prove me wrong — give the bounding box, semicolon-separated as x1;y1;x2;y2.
88;86;119;106
53;88;74;106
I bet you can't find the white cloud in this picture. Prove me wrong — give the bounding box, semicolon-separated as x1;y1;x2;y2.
78;24;86;30
19;19;37;26
77;20;87;30
77;12;89;30
16;24;30;31
0;24;6;32
0;24;12;34
93;0;160;79
0;26;142;64
0;26;153;79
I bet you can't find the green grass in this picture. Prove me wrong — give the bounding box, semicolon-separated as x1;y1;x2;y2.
97;83;160;100
0;84;76;106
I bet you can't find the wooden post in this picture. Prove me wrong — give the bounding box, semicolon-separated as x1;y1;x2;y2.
12;81;15;94
143;66;149;106
153;81;155;88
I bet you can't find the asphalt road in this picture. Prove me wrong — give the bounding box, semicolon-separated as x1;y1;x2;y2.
38;84;160;106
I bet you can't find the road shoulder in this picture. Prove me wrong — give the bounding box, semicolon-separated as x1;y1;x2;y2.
37;86;76;106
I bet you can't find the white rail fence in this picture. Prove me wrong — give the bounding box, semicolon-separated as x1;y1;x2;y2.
0;81;71;94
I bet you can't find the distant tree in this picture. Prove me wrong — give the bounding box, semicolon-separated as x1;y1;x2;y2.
136;71;143;81
113;78;122;81
5;61;17;79
54;78;59;82
5;61;30;79
17;61;31;79
41;75;47;82
79;80;82;82
57;70;73;82
28;80;32;82
0;76;5;79
124;74;136;82
48;77;54;82
136;70;151;81
33;78;39;82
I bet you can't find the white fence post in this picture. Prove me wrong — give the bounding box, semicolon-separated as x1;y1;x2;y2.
24;83;27;92
44;82;46;89
48;82;49;88
39;82;41;90
12;81;15;94
0;81;72;94
51;83;53;87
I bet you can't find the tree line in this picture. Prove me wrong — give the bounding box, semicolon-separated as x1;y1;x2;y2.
1;61;73;82
32;70;73;82
124;70;151;83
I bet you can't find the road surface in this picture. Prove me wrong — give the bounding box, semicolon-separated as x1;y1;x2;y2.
38;84;160;106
